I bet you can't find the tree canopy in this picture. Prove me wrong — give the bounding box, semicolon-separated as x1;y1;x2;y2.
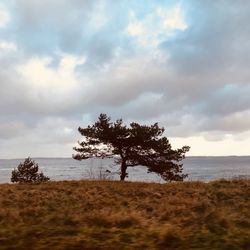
73;114;190;181
11;157;50;183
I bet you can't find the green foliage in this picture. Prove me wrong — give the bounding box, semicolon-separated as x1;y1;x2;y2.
73;113;190;181
11;157;50;183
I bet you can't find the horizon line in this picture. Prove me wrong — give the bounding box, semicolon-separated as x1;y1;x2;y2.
1;155;250;160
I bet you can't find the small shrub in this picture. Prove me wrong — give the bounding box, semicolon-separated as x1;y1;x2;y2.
11;157;50;184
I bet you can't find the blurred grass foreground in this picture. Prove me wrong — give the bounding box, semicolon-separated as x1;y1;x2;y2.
0;179;249;249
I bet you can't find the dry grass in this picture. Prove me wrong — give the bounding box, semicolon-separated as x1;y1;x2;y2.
0;179;249;249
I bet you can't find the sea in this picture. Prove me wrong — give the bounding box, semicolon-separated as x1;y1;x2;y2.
0;156;250;184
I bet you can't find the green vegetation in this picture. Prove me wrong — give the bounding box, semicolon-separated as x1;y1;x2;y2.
11;157;49;184
73;113;190;181
0;179;249;249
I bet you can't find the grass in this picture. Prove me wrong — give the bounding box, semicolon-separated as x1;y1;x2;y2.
0;179;249;249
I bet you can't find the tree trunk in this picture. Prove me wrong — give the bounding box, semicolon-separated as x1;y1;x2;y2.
120;160;127;181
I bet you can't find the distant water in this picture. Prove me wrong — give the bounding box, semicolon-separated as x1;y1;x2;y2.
0;156;250;184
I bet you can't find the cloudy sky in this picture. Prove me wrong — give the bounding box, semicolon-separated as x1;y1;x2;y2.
0;0;250;158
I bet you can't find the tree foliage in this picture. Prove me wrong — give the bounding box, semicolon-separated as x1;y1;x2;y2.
11;157;50;183
73;114;190;181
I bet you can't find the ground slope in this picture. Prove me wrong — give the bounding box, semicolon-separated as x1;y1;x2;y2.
0;179;249;249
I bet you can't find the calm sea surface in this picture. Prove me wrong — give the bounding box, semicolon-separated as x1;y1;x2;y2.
0;157;250;183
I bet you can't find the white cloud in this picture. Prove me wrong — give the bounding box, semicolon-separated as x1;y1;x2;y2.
126;5;187;48
12;53;88;116
0;5;10;28
158;5;187;30
88;1;108;30
126;21;144;36
126;11;145;37
16;54;86;89
0;41;17;52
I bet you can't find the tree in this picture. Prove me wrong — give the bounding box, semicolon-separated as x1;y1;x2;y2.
73;114;190;181
11;157;50;183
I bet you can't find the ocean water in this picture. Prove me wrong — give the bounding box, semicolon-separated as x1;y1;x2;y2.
0;156;250;184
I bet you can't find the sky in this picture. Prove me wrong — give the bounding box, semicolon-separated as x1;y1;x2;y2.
0;0;250;158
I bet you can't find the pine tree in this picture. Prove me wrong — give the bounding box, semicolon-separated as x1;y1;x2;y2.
73;114;190;181
11;157;50;183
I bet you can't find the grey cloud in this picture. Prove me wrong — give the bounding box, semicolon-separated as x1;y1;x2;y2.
1;1;250;157
0;115;79;155
199;111;250;134
202;84;250;116
4;0;130;68
162;1;250;74
0;121;28;139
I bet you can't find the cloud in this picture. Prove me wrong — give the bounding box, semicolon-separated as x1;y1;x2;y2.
4;0;95;54
161;1;250;74
0;5;9;28
0;1;250;157
126;4;187;48
17;54;85;89
0;121;27;139
200;110;250;134
0;115;79;158
0;41;17;51
9;54;87;116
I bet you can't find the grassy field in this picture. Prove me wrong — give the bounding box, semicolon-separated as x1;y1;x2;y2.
0;179;249;250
